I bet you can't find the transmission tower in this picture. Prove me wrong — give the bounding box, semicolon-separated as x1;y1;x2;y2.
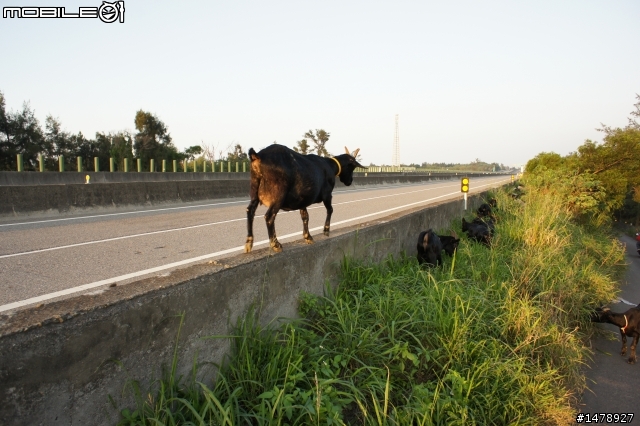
392;114;400;167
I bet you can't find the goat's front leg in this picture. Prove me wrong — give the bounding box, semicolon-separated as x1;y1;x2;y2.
245;198;260;253
322;196;333;236
264;205;282;252
620;330;628;357
628;335;638;364
300;208;313;244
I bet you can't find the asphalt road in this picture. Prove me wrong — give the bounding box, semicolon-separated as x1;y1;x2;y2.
0;176;509;313
578;235;640;423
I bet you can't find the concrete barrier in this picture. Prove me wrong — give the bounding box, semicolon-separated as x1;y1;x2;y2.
0;192;492;426
0;171;500;186
0;172;501;217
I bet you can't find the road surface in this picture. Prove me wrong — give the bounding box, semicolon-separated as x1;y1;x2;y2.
0;176;509;313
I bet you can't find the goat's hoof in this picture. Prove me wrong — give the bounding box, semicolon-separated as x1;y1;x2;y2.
323;230;330;237
244;239;253;253
621;350;627;356
304;236;314;244
270;241;282;253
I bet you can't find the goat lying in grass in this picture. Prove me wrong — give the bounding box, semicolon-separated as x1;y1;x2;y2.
462;217;492;246
591;305;640;364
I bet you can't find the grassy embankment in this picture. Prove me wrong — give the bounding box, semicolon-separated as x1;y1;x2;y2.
118;184;626;425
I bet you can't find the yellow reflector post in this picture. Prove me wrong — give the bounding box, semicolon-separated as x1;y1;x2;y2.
461;177;469;193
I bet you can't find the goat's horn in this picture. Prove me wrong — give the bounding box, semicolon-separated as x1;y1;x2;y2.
344;146;350;155
353;148;360;157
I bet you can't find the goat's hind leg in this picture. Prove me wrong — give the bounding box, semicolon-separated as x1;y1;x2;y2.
264;205;283;252
245;198;260;253
300;208;313;244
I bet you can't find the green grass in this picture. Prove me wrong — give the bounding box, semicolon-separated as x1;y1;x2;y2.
117;186;626;425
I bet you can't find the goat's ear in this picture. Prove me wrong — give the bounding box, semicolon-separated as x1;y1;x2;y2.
422;232;429;250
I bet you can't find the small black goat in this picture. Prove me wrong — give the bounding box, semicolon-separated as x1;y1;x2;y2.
462;217;492;246
476;203;493;218
591;305;640;364
438;231;460;256
416;229;442;267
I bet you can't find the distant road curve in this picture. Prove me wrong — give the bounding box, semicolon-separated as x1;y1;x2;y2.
0;176;509;313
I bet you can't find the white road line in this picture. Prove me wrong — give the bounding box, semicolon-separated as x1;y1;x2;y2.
0;178;507;313
0;181;441;227
0;199;248;227
0;182;461;259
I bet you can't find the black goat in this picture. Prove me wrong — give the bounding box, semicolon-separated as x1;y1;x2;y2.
416;229;442;267
244;145;365;253
462;217;492;246
438;231;460;256
477;199;498;220
591;305;640;364
476;203;493;218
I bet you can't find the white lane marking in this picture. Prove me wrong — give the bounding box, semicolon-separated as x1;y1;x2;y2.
0;177;501;227
0;178;508;313
0;180;484;259
613;297;638;307
0;199;248;227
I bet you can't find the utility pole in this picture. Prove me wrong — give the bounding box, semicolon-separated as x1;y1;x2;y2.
392;114;400;168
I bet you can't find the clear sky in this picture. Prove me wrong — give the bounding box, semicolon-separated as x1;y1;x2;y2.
1;0;639;167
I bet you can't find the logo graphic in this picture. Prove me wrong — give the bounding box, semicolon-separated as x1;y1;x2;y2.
3;1;125;23
98;1;124;23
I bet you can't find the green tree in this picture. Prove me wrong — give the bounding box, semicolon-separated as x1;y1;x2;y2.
304;129;330;156
525;152;566;174
133;110;179;171
6;101;47;170
226;144;247;161
293;139;310;154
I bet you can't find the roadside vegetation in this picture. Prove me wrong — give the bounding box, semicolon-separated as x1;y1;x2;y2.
117;184;625;425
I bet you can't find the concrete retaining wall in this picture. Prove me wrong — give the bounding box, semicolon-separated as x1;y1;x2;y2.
0;172;499;217
0;192;491;426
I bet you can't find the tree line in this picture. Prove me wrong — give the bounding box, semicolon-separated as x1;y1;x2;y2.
525;94;640;226
0;91;250;172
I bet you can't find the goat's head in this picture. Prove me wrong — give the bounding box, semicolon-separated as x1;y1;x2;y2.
590;306;612;323
337;146;366;186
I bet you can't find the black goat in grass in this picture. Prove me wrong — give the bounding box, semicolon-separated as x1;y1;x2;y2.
477;198;498;218
591;305;640;364
417;229;442;267
462;217;492;246
438;231;460;256
417;230;459;267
